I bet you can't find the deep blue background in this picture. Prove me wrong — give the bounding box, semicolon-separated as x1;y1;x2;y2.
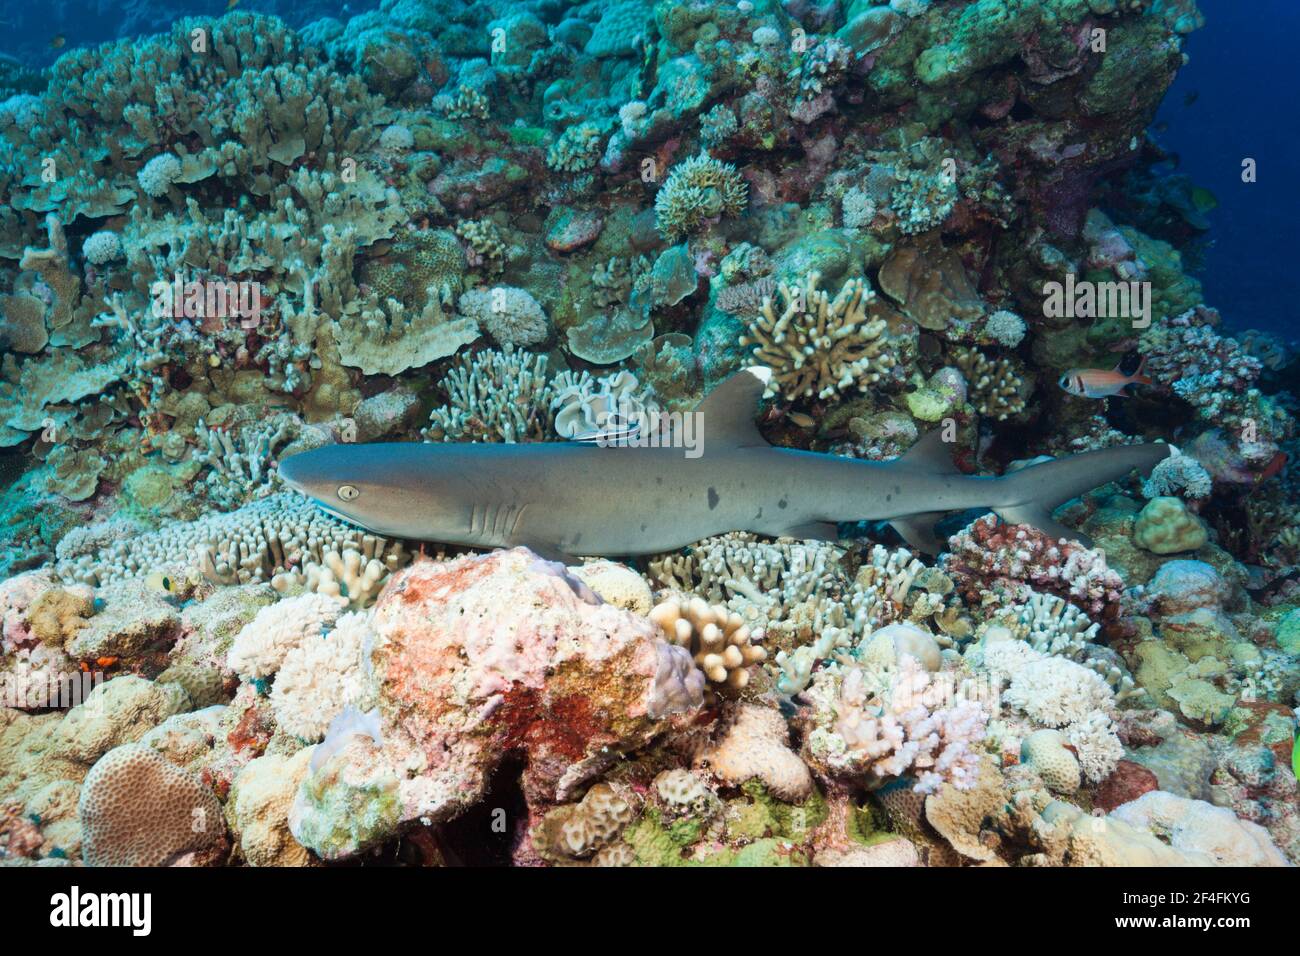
1153;0;1300;340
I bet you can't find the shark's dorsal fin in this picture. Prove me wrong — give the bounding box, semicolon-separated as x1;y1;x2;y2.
897;429;960;474
694;367;770;447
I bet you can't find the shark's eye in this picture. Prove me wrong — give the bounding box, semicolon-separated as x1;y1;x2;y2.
337;485;360;501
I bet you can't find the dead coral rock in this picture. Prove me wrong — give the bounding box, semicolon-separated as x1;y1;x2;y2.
877;235;984;333
78;744;228;866
27;587;94;646
51;675;191;767
694;703;813;802
290;548;705;859
815;837;921;867
66;581;182;661
228;748;315;867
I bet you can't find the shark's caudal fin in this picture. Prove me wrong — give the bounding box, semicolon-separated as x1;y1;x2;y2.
993;443;1172;546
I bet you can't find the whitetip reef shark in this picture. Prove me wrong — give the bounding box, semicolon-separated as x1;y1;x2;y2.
278;367;1172;559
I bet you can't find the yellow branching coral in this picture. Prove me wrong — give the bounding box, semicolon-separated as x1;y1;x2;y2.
649;594;767;693
951;347;1028;421
740;271;896;402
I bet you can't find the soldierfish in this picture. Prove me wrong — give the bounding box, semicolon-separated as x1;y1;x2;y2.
1059;357;1152;399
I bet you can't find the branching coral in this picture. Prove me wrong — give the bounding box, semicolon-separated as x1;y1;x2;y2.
649;595;767;693
802;656;988;794
951;347;1028;421
740;271;899;402
56;492;409;588
943;515;1126;621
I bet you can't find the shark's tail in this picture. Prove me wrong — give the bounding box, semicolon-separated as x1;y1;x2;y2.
992;442;1172;545
888;434;1172;553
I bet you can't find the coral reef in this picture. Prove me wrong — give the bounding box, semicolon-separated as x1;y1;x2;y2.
3;0;1299;879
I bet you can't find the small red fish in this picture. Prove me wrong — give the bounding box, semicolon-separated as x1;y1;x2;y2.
1059;357;1151;399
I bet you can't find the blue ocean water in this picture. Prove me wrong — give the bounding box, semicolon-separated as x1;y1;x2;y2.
1153;0;1300;340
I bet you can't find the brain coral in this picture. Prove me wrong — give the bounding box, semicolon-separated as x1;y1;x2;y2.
78;744;227;866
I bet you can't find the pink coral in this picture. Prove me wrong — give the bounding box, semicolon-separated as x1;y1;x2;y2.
943;514;1126;622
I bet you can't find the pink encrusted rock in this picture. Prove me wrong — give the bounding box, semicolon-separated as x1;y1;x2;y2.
0;569;56;653
1093;759;1160;813
290;548;704;858
544;207;604;253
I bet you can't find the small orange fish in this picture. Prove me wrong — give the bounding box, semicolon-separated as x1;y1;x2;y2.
49;34;66;49
1059;357;1151;399
226;0;241;9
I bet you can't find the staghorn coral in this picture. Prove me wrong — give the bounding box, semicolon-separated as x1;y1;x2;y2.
740;272;899;402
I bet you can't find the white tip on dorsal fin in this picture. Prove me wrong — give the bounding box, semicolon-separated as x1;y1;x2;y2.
897;430;961;474
692;367;770;447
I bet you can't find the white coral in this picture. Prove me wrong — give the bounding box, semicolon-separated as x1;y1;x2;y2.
1003;654;1115;728
227;592;347;680
270;611;377;741
1064;709;1124;783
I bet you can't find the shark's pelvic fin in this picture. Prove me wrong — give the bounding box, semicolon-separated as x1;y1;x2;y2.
695;368;770;447
889;511;948;555
777;520;840;542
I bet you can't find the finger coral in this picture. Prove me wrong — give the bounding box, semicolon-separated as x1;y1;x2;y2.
740;271;900;402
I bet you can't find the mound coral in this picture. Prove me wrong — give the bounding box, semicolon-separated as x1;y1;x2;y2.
78;744;227;866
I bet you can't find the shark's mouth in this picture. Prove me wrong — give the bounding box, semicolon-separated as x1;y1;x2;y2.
292;492;376;533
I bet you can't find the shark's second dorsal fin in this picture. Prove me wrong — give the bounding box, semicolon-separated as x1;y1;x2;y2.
897;429;960;474
694;367;770;447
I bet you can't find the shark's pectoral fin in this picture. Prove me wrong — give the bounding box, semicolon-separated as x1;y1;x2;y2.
776;520;840;542
898;429;961;474
693;368;771;447
889;511;948;555
992;505;1093;548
